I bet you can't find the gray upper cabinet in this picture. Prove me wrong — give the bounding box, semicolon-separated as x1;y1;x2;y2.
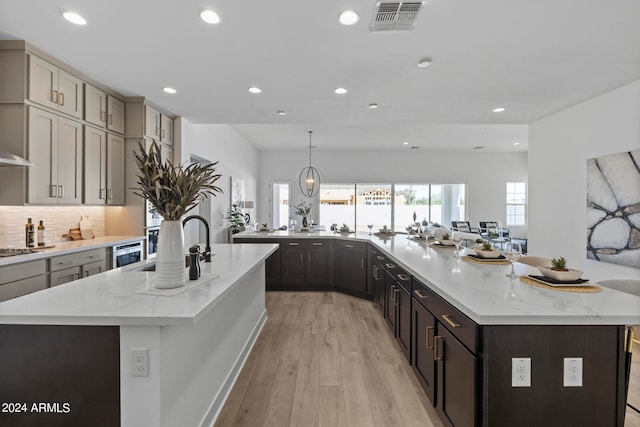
85;83;124;134
84;127;124;206
106;133;125;205
28;55;83;119
28;107;83;205
144;104;173;145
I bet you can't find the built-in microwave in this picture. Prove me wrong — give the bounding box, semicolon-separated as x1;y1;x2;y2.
112;241;144;268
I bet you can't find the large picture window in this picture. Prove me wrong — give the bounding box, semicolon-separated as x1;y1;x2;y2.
506;182;527;225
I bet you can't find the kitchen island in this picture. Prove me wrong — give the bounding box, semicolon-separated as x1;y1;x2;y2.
0;243;277;427
235;230;640;427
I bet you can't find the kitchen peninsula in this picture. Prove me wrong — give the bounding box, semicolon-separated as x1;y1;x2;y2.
0;243;277;427
235;230;640;427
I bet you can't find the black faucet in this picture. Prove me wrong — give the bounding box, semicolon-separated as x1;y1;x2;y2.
182;215;212;262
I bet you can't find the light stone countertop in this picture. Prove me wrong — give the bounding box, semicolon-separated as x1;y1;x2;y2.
0;235;146;267
0;243;278;326
234;230;640;325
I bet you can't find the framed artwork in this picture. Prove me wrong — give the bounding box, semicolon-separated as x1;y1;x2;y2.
230;176;245;207
586;149;640;269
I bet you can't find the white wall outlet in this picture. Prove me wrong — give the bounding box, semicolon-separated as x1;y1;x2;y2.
563;357;583;387
131;347;149;377
511;357;531;387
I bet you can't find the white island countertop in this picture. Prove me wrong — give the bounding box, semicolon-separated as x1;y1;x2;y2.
235;230;640;326
0;243;278;326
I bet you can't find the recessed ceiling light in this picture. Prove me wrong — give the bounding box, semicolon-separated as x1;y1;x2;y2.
492;107;506;113
368;103;379;109
417;57;432;68
162;87;177;94
277;110;287;116
339;10;359;25
200;10;221;24
513;142;520;146
403;142;409;146
63;12;87;25
248;87;262;94
334;87;348;95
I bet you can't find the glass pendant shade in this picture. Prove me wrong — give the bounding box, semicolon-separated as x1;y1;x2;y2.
296;131;323;197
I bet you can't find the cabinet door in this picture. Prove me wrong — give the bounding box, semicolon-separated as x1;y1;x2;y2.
160;143;173;164
160;114;173;145
58;69;83;119
436;326;478;427
81;260;107;278
396;285;411;361
372;264;385;312
336;249;366;294
265;250;281;289
306;245;331;286
56;117;83;204
84;126;107;205
385;271;397;331
27;107;58;203
280;244;305;286
28;55;58;109
107;96;125;134
84;84;107;127
106;133;125;205
50;266;81;287
413;302;436;404
145;105;161;139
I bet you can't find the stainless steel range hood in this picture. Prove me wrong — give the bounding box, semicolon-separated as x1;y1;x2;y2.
0;151;32;167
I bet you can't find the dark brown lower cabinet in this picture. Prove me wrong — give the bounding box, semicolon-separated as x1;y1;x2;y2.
412;302;436;403
372;263;385;312
384;266;411;362
335;241;367;297
280;243;305;286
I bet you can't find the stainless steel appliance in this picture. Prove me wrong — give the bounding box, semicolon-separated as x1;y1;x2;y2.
112;241;144;268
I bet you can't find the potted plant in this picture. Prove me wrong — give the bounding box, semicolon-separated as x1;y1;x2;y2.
550;256;568;271
294;201;313;229
132;141;222;288
227;204;246;234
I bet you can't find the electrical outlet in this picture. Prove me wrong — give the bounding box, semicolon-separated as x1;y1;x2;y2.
563;357;582;387
131;348;149;377
511;357;531;387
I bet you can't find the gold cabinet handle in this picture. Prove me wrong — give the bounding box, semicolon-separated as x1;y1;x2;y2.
100;188;105;200
288;242;299;246
361;258;364;269
109;113;113;124
52;90;58;104
377;255;384;260
312;242;323;246
107;189;113;200
308;253;311;263
414;289;427;299
300;253;303;263
426;326;434;350
57;185;63;198
398;273;410;281
345;244;354;248
386;263;395;269
373;265;378;280
59;92;64;106
434;335;443;361
442;314;461;328
50;184;57;198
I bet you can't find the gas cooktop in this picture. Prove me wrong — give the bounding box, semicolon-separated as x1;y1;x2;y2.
0;248;35;257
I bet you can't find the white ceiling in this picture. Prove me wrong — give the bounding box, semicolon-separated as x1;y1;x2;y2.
1;0;639;152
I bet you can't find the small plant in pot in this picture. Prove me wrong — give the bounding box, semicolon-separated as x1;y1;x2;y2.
227;204;246;234
550;257;568;271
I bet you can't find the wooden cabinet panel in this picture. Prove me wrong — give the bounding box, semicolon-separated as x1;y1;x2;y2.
50;266;81;287
84;84;107;128
106;133;124;205
107;96;125;134
81;259;107;278
413;302;436;404
385;270;397;331
0;260;47;285
160;113;173;144
57;69;83;119
145;105;161;139
28;55;58;109
280;244;305;286
265;250;281;289
84;126;107;205
437;326;478;427
27;107;58;203
56;117;83;204
396;284;411;361
306;243;332;286
335;248;366;295
0;275;47;302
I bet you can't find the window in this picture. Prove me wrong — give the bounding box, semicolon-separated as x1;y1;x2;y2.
506;182;527;225
319;184;356;230
355;184;392;232
394;184;429;232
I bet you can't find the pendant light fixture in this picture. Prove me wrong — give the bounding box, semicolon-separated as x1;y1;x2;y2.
296;131;323;197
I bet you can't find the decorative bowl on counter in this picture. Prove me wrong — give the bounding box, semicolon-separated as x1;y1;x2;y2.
378;228;392;234
470;245;502;258
438;239;456;246
537;266;584;281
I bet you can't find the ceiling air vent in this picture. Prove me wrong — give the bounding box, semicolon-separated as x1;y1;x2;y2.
370;1;424;31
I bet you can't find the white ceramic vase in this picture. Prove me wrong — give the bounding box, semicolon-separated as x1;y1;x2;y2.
155;220;185;289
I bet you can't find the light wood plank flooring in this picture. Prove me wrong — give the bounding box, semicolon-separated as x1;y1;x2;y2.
214;291;640;427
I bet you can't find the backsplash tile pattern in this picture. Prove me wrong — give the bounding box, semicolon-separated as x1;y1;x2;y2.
0;206;105;248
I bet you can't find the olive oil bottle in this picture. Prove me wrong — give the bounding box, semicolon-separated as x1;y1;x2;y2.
25;218;35;248
37;220;45;247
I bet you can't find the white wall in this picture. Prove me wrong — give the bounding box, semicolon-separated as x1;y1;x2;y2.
178;120;259;243
258;149;528;234
529;79;640;276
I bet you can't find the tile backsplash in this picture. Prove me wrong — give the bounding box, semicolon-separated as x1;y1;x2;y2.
0;206;105;248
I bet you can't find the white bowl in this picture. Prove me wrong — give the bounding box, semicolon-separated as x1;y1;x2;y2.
438;239;456;246
378;228;391;234
471;246;502;258
537;267;583;281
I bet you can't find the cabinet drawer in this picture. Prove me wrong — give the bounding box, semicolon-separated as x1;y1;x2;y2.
335;240;366;252
49;248;105;272
0;259;47;285
50;266;81;287
82;260;107;277
413;278;479;353
0;275;47;302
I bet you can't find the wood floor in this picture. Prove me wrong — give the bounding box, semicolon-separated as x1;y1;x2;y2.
214;291;640;427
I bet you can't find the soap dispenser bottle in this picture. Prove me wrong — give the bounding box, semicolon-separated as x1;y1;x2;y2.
188;245;201;280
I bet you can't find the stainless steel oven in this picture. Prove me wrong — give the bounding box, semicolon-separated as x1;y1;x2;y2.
112;241;144;268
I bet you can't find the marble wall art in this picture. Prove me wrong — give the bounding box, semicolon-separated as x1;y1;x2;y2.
586;149;640;269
